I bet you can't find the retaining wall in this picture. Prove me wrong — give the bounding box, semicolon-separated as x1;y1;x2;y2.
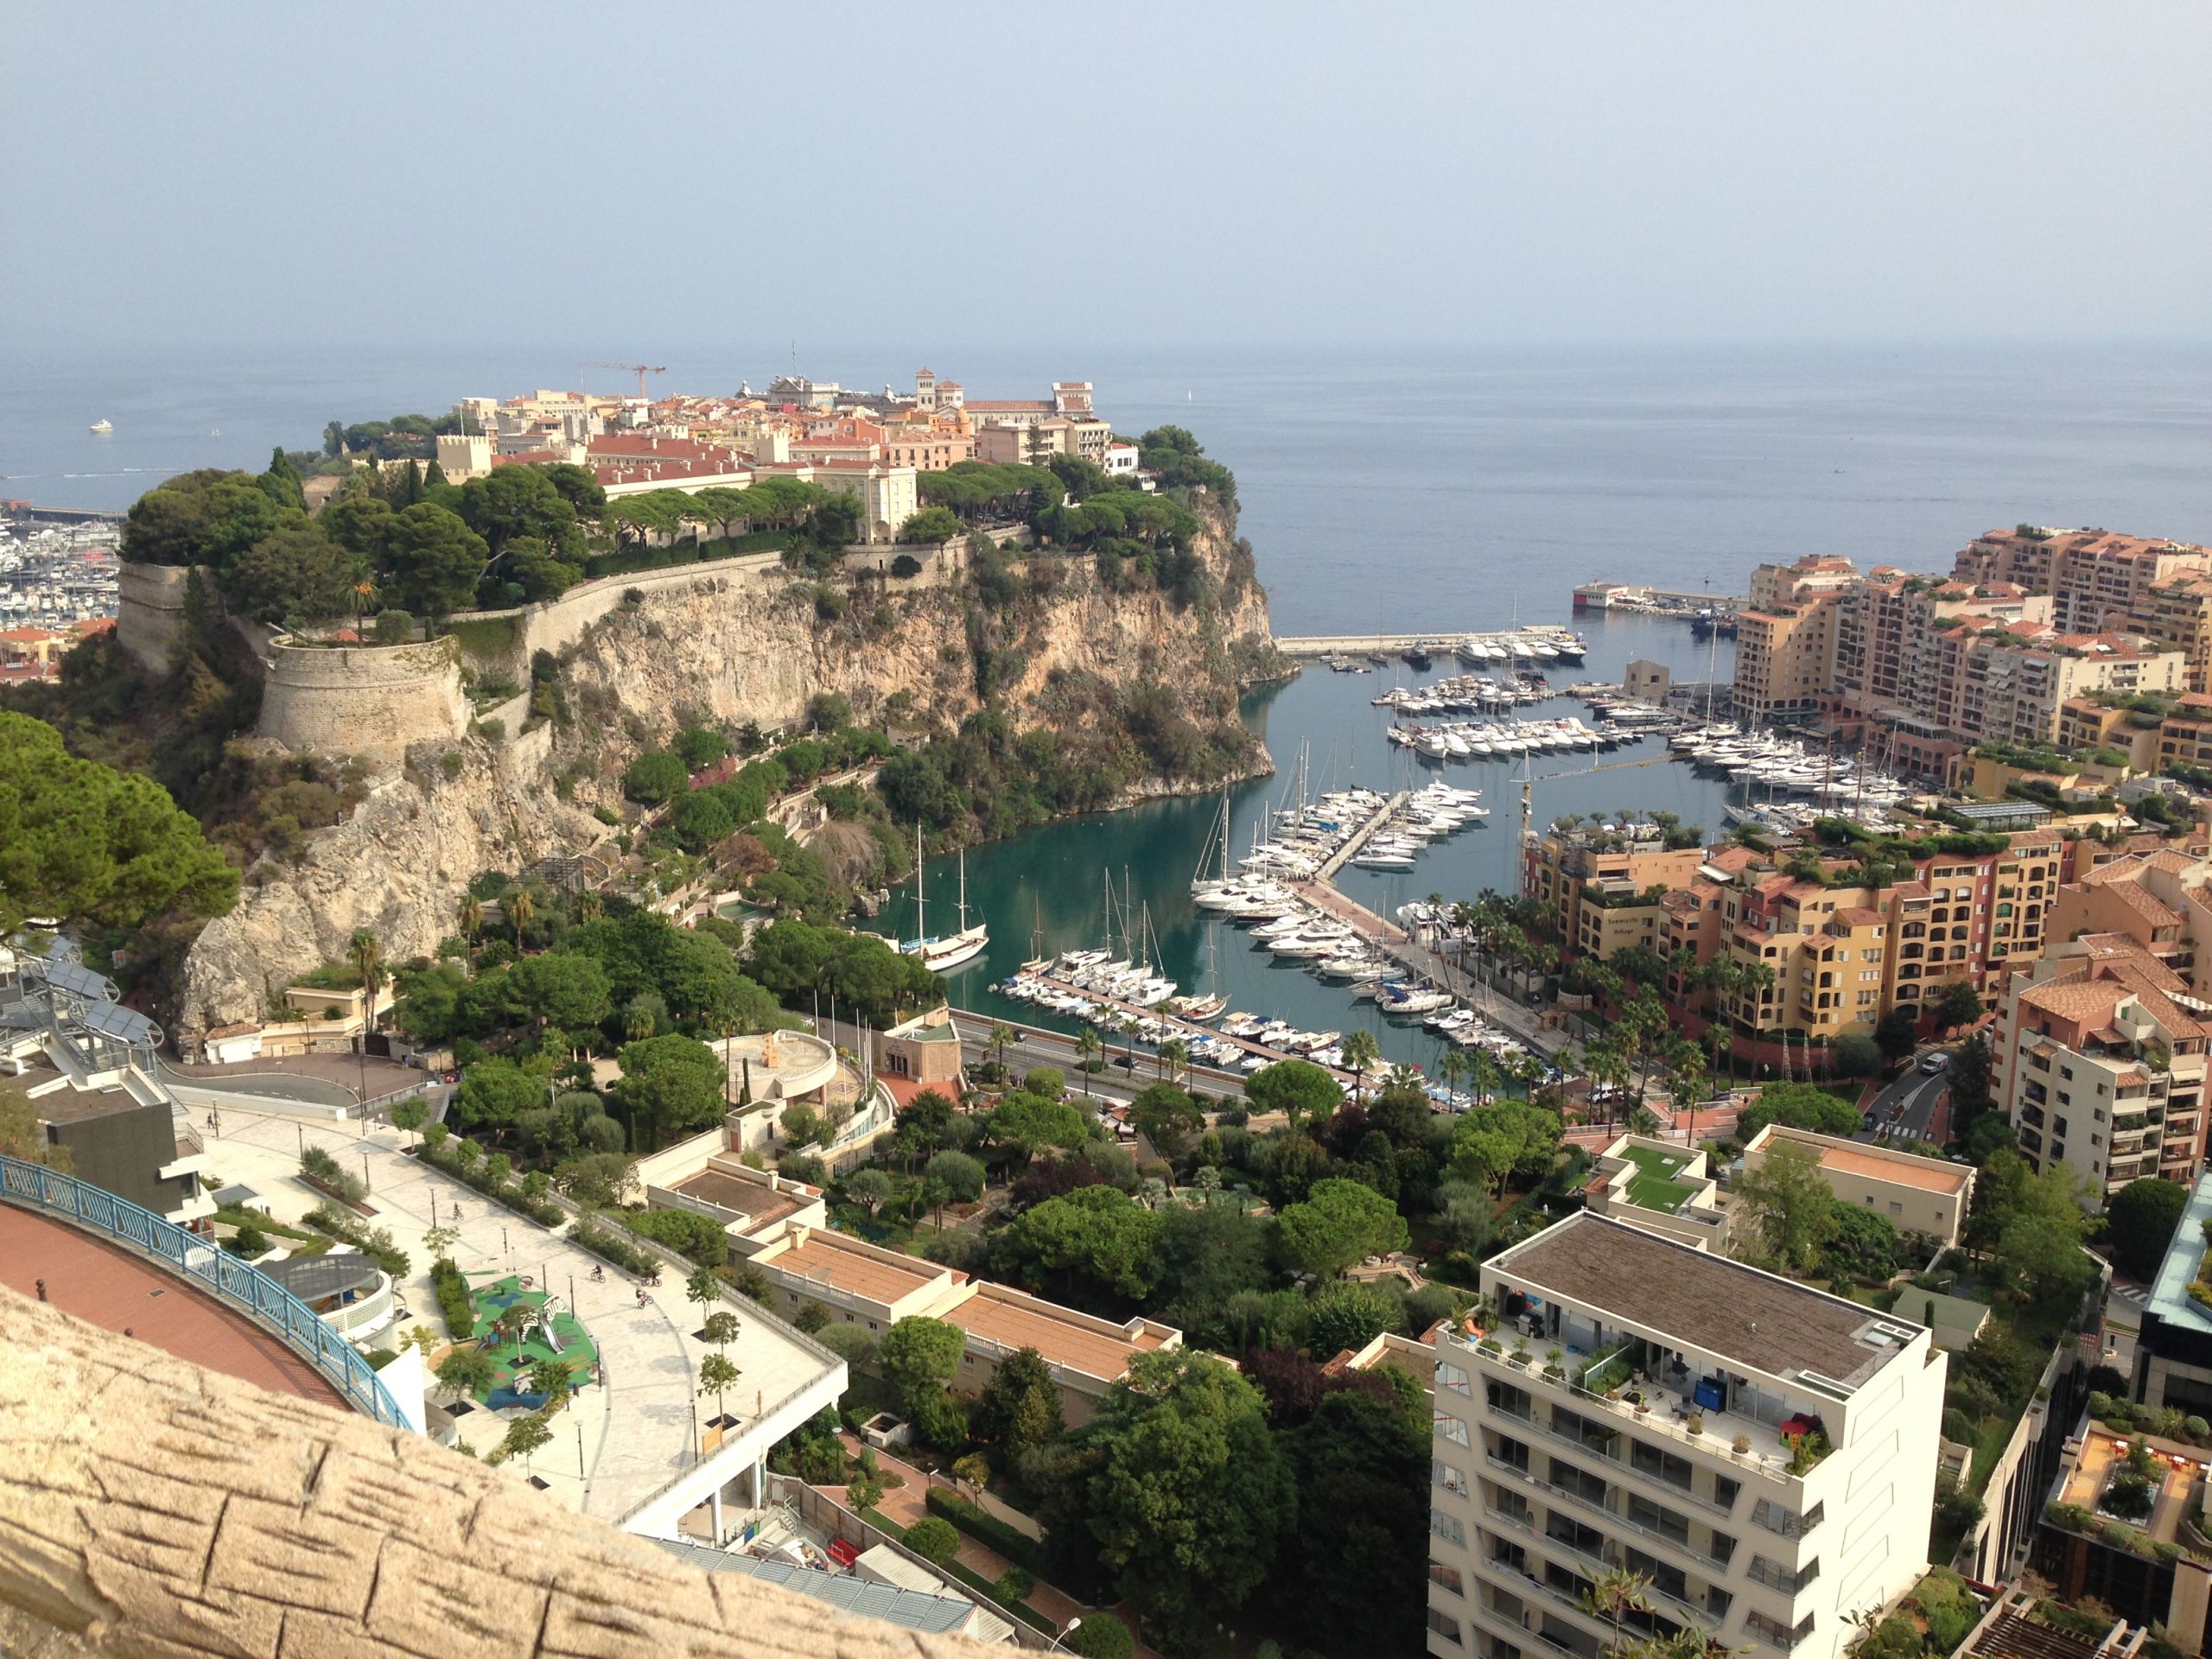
257;637;468;758
449;550;791;677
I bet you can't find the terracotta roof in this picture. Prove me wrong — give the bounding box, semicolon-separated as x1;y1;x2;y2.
2018;978;2130;1024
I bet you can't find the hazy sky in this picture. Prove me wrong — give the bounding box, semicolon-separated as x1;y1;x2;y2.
6;3;2208;352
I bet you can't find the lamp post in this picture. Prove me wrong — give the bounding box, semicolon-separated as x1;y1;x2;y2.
1049;1618;1083;1653
360;1150;372;1194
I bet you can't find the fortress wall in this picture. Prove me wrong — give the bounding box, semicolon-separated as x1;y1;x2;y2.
257;637;468;758
114;562;199;673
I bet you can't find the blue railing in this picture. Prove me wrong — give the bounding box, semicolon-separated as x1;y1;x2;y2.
0;1154;408;1428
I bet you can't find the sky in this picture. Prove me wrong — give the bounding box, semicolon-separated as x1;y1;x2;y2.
4;3;2209;353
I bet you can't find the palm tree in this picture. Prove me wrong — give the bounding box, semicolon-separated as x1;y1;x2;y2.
988;1021;1017;1080
1471;1049;1502;1109
457;895;482;943
1341;1028;1382;1103
347;929;385;1036
1581;1568;1656;1659
1160;1038;1190;1088
623;1001;656;1043
1436;1046;1471;1106
576;890;604;923
1075;1027;1103;1097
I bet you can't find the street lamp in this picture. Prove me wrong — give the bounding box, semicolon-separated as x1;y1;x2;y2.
360;1149;372;1193
1050;1618;1082;1653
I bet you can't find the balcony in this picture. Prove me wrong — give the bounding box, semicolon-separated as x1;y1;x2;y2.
1451;1332;1810;1491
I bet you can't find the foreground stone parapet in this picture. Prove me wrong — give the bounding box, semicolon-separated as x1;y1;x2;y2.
0;1287;958;1658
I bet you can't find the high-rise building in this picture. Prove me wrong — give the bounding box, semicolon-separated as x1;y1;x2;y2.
1953;527;2212;635
1426;1213;1943;1659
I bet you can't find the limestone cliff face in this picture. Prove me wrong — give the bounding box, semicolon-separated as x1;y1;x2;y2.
173;504;1273;1039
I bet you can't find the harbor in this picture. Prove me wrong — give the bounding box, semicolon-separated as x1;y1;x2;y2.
880;612;1737;1085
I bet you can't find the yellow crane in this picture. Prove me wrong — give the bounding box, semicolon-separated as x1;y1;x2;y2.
583;361;667;398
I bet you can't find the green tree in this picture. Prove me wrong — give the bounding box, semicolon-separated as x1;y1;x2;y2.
978;1344;1065;1455
1874;1005;1920;1062
609;1033;724;1151
1937;982;1984;1031
994;1185;1162;1301
1243;1058;1342;1128
1275;1178;1409;1279
925;1149;986;1213
526;1357;576;1411
699;1353;741;1424
1128;1082;1204;1158
903;1516;960;1565
844;1166;897;1218
1822;1201;1901;1283
1339;1029;1382;1103
1277;1382;1427;1656
624;749;689;804
382;502;487;616
1446;1098;1560;1198
1063;1614;1134;1659
2106;1177;2190;1281
0;712;238;932
500;1412;554;1476
1072;1352;1292;1650
896;506;962;544
435;1345;497;1401
505;950;613;1030
1732;1081;1863;1141
988;1090;1090;1164
222;525;357;623
879;1315;964;1410
1306;1279;1401;1354
1731;1140;1839;1274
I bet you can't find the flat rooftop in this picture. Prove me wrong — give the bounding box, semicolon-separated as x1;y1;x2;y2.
670;1166;808;1227
0;1205;347;1408
2147;1172;2212;1336
1764;1125;1972;1196
942;1286;1168;1383
1491;1212;1910;1388
772;1231;942;1306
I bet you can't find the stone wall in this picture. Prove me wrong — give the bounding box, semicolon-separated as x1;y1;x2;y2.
257;637;469;758
452;551;791;679
114;562;198;673
0;1286;964;1658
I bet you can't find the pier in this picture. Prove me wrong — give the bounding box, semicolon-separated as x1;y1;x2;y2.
1314;790;1408;880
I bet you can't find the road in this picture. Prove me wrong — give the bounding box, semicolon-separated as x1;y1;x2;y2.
1860;1052;1954;1145
947;1012;1252;1105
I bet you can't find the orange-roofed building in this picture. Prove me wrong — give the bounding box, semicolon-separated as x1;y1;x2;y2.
1992;935;2209;1204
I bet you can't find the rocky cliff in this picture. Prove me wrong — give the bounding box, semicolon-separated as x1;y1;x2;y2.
173;503;1274;1039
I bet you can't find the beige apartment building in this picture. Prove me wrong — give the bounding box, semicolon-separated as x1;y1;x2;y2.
1739;1126;1974;1248
1523;828;1706;966
2143;576;2212;694
1993;936;2209;1202
1426;1213;1944;1659
1953;527;2212;634
1733;556;1859;721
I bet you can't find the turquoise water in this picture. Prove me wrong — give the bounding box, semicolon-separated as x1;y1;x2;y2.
878;613;1734;1071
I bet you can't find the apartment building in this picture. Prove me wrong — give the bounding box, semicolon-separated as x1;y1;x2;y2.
1739;1126;1974;1249
1992;937;2209;1203
1702;831;2061;1041
2142;577;2212;694
2046;849;2212;997
1426;1213;1943;1659
1952;527;2212;635
1959;632;2186;750
1829;574;2044;726
1523;829;1706;965
1733;556;1859;722
2154;695;2212;774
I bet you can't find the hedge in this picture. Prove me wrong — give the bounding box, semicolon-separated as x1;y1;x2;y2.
569;1219;660;1276
417;1141;569;1227
430;1257;474;1339
617;1205;733;1267
925;1487;1043;1574
937;1558;1056;1636
298;1204;411;1277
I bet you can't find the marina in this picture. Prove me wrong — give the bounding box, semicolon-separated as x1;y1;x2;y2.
883;613;1738;1081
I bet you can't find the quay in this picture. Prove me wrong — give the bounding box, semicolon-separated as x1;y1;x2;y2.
975;977;1361;1090
1314;789;1408;880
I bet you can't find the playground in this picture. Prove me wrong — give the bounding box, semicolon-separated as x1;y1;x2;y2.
461;1274;600;1410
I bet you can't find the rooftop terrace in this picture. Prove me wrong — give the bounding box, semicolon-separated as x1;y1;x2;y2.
1487;1211;1916;1391
942;1282;1173;1386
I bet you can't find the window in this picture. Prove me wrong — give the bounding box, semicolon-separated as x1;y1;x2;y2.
1630;1440;1693;1493
1747;1556;1820;1594
1433;1513;1467;1548
1748;1611;1817;1651
1438;1411;1472;1447
1553;1407;1618;1456
1440;1361;1473;1397
1436;1459;1470;1498
1431;1562;1466;1596
1713;1474;1741;1514
1549;1456;1609;1507
1493;1435;1532;1474
1428;1610;1466;1647
1489;1379;1533;1420
1627;1493;1692;1546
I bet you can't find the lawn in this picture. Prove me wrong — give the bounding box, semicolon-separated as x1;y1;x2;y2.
1619;1145;1697;1213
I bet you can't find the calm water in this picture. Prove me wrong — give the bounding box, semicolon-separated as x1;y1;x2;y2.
10;341;2206;1059
883;614;1737;1071
6;343;2209;634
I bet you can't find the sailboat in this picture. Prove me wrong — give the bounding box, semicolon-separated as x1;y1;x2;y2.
895;829;989;973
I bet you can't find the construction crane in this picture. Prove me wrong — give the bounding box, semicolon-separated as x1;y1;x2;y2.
1515;748;1681;892
582;362;667;398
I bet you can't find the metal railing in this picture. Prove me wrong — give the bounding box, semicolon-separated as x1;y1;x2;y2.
0;1153;407;1427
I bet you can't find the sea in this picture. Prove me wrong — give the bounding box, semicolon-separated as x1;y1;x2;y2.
7;341;2209;1069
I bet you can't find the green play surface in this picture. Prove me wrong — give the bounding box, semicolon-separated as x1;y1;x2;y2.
464;1274;599;1406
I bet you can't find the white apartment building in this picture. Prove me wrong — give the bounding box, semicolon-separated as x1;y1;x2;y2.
1428;1214;1944;1659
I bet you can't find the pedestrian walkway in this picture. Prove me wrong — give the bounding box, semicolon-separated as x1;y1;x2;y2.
194;1105;822;1524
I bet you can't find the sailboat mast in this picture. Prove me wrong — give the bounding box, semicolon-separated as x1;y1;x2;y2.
957;848;969;930
914;825;925;944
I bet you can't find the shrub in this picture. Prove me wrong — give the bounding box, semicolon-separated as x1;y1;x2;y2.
889;553;923;578
430;1257;474;1338
995;1567;1035;1601
618;1205;731;1267
569;1218;659;1275
416;1139;568;1226
926;1486;1042;1573
902;1516;959;1565
440;750;465;779
373;609;413;644
299;1205;410;1277
226;1224;270;1257
1064;1612;1135;1659
299;1145;368;1205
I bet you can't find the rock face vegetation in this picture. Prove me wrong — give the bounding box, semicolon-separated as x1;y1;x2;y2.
4;427;1274;1039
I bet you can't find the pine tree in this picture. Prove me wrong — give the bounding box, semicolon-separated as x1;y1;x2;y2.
398;458;425;507
424;458;449;489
